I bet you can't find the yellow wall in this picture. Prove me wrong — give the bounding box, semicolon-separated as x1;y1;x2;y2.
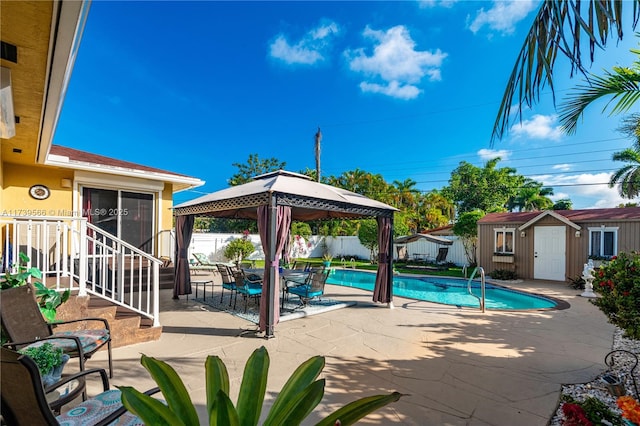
2;162;73;216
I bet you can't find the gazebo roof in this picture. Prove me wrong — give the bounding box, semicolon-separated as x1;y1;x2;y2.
173;170;397;220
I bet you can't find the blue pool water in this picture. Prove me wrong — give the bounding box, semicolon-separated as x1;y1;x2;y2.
326;269;557;310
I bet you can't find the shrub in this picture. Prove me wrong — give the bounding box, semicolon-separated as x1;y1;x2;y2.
567;274;586;290
489;269;517;280
591;251;640;340
223;238;255;264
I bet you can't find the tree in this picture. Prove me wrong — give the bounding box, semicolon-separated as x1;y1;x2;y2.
414;190;454;232
452;210;485;267
492;0;640;143
357;219;379;263
507;179;554;212
228;154;286;186
553;199;573;210
391;178;418;209
443;158;524;214
610;145;640;199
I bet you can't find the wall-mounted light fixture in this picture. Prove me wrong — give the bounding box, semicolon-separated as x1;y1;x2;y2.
0;66;16;139
60;178;72;188
520;231;526;238
575;230;581;238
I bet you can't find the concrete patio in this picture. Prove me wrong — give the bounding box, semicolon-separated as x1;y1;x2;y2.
87;276;615;425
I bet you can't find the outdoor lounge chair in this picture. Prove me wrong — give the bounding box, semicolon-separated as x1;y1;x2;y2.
233;270;262;312
435;247;449;264
0;284;113;378
285;268;328;307
191;252;218;274
0;347;158;425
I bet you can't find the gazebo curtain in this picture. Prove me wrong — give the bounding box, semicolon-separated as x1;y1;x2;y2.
373;216;392;303
173;214;194;299
257;204;292;335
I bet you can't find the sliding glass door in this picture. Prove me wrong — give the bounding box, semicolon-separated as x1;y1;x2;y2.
82;187;154;253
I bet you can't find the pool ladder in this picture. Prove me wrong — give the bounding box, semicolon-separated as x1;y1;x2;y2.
467;266;486;312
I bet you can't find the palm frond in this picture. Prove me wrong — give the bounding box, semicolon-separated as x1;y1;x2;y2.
491;0;640;144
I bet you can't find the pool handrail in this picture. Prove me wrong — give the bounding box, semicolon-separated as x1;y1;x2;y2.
467;266;486;312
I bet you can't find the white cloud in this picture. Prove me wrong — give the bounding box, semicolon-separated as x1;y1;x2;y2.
510;114;563;141
269;21;340;65
419;0;458;8
468;0;537;35
533;172;628;209
478;148;510;161
552;164;572;172
346;25;447;100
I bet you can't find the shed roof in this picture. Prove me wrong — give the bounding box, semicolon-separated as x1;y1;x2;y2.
478;207;640;224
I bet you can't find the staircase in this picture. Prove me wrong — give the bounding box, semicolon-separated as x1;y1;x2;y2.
54;292;162;348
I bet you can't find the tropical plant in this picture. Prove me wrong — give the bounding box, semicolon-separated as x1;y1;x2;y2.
228;154;286;186
0;252;69;322
609;144;640;199
223;238;255;265
119;346;402;426
507;179;554;212
492;0;640;143
591;251;640;339
552;198;573;210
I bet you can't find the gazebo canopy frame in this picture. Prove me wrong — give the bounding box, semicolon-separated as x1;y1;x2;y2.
173;170;397;338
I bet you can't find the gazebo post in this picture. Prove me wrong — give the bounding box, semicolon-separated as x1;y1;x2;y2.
266;194;277;338
387;216;394;308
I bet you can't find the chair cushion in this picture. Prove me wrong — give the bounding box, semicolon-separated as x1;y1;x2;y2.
25;329;110;355
56;389;142;425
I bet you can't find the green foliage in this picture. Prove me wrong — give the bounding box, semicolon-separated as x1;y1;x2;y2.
19;342;64;375
228;154;286;186
591;251;640;340
489;269;518;280
452;210;485;267
1;252;42;289
567;275;585;290
290;222;312;241
0;253;69;322
552;199;573;210
507;178;554;212
443;158;524;214
223;238;255;264
119;346;402;426
357;219;379;262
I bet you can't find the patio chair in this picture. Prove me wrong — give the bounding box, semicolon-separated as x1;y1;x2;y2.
435;247;449;264
0;284;113;378
191;252;218;274
0;347;159;425
285;268;329;307
233;270;262;313
217;264;238;305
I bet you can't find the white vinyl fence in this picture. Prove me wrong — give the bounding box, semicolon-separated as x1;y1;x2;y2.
189;232;467;266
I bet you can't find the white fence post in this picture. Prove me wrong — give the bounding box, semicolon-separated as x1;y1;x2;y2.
78;219;88;296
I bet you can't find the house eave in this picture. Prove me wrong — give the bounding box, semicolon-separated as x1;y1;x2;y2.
518;210;581;231
45;155;205;192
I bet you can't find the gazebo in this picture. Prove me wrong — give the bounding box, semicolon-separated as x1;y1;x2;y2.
172;170;398;338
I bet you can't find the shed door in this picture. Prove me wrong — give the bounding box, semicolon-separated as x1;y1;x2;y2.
534;226;566;281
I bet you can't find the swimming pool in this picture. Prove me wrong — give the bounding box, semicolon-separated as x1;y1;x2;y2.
326;269;558;310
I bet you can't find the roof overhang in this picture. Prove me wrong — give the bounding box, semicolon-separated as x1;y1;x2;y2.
45;153;205;192
37;0;91;163
518;210;581;231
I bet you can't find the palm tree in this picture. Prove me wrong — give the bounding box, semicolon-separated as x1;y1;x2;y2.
392;178;418;209
610;145;640;198
507;179;554;212
492;0;640;144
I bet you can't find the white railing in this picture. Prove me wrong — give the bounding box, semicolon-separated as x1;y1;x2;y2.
1;216;161;327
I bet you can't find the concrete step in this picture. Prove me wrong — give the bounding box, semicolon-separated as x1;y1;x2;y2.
55;293;162;348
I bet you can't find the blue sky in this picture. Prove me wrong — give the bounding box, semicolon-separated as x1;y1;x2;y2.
54;0;640;210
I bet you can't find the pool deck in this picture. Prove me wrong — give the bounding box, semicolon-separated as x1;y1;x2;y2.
87;274;615;425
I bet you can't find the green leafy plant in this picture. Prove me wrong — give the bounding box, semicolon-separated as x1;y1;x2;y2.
591;251;640;340
1;252;42;289
223;238;255;265
489;269;518;280
0;253;69;322
560;395;624;426
119;346;402;425
18;342;65;375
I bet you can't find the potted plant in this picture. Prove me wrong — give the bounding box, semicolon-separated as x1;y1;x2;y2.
322;253;333;268
19;342;70;387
